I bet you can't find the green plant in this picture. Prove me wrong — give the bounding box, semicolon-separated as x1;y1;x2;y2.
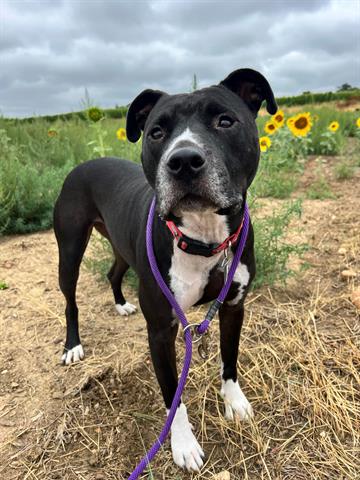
306;176;335;200
0;281;9;290
0;129;73;234
318;131;343;155
252;171;298;199
334;160;355;180
252;200;308;288
252;128;307;199
87;117;113;157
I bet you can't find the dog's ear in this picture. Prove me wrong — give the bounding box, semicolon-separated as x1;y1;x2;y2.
126;89;165;142
220;68;277;116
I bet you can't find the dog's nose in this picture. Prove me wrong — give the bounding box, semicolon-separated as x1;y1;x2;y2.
167;148;206;177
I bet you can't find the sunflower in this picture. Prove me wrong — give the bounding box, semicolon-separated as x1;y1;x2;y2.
87;107;103;123
264;121;277;135
259;136;271;153
287;112;312;137
328;121;339;132
287;117;295;128
356;118;360;128
47;128;58;137
272;109;285;127
116;127;127;141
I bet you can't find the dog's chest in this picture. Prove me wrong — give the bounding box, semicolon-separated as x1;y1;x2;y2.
168;212;229;312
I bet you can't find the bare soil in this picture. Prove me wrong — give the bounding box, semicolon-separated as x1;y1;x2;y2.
0;154;359;480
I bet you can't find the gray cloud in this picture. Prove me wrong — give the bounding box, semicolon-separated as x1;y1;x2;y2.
0;0;359;117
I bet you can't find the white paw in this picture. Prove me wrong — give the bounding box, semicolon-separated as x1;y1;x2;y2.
62;344;84;365
169;403;204;472
220;379;253;421
115;302;137;316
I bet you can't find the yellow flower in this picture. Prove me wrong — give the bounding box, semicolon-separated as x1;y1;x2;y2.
287;117;295;127
287;112;312;137
356;118;360;128
259;136;271;153
264;121;277;135
116;127;127;141
328;121;339;132
87;107;103;123
47;128;58;137
272;109;285;127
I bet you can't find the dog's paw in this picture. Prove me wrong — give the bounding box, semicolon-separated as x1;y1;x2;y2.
170;403;204;472
220;379;253;421
115;302;137;316
62;344;84;365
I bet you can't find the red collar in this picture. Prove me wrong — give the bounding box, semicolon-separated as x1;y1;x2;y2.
166;218;244;257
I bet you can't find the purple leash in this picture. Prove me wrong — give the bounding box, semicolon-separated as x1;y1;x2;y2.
128;197;250;480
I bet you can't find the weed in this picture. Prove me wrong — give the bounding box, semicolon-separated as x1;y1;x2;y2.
0;129;73;234
334;160;355;180
252;170;298;198
306;176;335;200
318;130;343;155
251;199;308;288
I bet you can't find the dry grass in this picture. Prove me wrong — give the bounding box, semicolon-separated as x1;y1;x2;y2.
6;277;358;480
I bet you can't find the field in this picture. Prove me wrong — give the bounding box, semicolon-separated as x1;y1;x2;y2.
0;101;360;479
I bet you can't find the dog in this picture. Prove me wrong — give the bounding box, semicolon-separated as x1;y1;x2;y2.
54;68;277;472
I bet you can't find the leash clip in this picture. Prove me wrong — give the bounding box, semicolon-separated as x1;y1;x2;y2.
183;323;210;360
220;243;231;283
198;332;210;360
183;323;202;344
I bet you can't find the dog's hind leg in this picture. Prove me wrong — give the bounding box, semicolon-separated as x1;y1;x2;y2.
54;202;92;365
107;253;137;316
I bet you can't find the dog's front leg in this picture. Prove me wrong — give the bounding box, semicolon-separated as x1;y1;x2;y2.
146;324;205;471
219;302;253;421
139;286;204;471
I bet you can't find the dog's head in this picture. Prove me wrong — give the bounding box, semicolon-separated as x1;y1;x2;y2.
126;68;277;219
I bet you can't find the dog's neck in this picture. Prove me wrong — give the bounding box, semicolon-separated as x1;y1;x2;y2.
179;210;230;245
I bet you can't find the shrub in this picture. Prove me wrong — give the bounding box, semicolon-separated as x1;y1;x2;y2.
306;176;335;200
252;200;307;288
0;129;73;234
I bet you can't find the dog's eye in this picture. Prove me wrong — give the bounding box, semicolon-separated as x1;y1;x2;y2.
149;127;164;140
218;115;234;128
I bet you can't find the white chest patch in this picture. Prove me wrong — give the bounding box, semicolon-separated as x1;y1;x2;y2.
169;211;229;312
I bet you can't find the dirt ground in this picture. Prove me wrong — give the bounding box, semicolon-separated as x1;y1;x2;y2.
0;152;359;480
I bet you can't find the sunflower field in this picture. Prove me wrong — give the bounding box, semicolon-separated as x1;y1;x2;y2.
0;102;359;236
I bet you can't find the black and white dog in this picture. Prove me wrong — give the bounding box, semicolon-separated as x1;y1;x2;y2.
54;68;277;471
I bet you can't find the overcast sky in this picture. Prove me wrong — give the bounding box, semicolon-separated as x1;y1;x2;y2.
1;0;359;117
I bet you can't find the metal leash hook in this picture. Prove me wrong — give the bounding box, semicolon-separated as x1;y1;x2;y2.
220;242;231;283
198;331;210;360
183;323;210;360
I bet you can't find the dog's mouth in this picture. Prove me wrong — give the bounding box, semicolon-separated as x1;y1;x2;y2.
158;192;242;220
171;194;216;216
